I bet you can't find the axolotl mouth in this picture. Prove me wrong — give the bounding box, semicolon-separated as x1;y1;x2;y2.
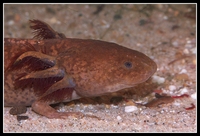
99;68;157;96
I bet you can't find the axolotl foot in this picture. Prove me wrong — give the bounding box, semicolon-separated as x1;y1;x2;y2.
32;100;100;119
31;100;84;119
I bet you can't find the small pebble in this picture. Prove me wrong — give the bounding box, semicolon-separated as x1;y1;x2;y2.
173;102;181;106
191;92;196;99
117;116;122;120
183;48;189;54
125;106;138;113
179;69;187;74
163;16;168;20
180;87;188;94
152;75;165;84
49;17;58;24
191;47;196;54
186;40;192;44
171;37;186;47
193;59;196;65
8;20;14;25
169;85;176;91
172;40;179;47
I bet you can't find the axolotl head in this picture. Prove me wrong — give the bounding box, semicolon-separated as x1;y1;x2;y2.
62;39;157;97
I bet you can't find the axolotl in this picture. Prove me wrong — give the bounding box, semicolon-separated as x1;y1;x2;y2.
4;20;157;119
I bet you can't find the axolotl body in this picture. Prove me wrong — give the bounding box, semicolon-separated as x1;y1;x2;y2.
4;20;157;118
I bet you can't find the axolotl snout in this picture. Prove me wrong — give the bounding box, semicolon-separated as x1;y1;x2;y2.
4;20;157;118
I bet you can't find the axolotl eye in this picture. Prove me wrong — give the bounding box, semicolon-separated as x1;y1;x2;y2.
124;61;133;69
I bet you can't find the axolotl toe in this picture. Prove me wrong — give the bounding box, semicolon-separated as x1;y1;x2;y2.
4;20;157;119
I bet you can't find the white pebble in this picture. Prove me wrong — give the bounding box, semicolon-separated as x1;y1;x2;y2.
152;75;165;84
179;69;187;74
8;20;14;25
183;49;189;54
172;41;179;47
125;106;138;113
191;47;196;54
191;92;196;99
173;102;180;106
163;16;168;20
180;87;188;94
187;40;192;44
169;85;176;91
117;116;122;120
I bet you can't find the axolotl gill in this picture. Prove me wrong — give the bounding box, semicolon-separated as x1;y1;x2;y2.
4;20;157;119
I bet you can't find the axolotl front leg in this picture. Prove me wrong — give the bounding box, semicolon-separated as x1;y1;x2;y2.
31;77;83;119
12;51;83;119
